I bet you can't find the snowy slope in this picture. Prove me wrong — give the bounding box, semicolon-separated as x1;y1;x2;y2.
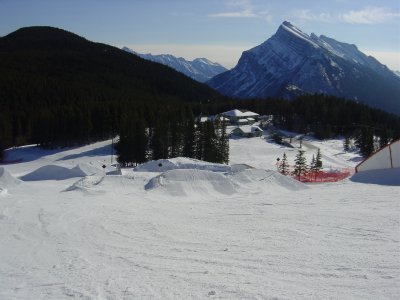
0;136;399;299
122;47;227;82
208;21;400;115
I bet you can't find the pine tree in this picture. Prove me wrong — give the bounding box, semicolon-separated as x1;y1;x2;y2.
279;152;289;175
215;120;229;164
194;120;204;160
343;136;350;152
115;115;135;167
183;115;195;158
292;150;308;181
356;127;374;157
151;120;169;160
132;118;148;164
309;149;323;180
310;154;316;172
315;148;323;171
0;140;4;163
379;128;389;149
220;121;229;164
202;121;218;163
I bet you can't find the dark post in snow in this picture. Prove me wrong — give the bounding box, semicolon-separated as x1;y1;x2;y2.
111;136;114;164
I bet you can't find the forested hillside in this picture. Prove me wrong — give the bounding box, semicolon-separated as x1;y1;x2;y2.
0;26;223;155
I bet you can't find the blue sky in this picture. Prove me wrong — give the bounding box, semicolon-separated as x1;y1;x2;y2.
1;0;399;69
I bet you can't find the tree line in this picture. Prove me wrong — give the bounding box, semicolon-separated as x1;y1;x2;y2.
2;93;400;162
198;94;400;157
278;149;323;180
115;107;229;166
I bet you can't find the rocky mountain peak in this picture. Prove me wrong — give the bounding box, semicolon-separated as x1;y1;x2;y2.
207;22;400;115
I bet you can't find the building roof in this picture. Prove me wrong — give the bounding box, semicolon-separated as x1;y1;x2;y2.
211;115;230;121
237;119;248;123
234;125;263;134
241;111;259;117
222;109;259;118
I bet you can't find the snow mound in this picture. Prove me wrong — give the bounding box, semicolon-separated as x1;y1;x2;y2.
72;163;104;176
65;175;105;192
0;167;21;193
20;163;103;181
145;169;237;196
230;163;254;172
106;164;122;175
134;157;231;173
350;168;400;186
229;168;307;191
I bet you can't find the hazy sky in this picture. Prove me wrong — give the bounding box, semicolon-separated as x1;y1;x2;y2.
1;0;399;70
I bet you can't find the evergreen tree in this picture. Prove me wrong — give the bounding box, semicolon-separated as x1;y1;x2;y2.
151;120;169;160
202;121;218;163
219;121;229;164
309;149;323;181
215;120;229;164
310;155;316;172
115;115;135;167
182;115;195;158
194;120;204;160
0;140;4;162
132;118;148;164
379;128;389;149
356;127;374;157
343;136;350;152
279;152;289;175
315;148;323;171
292;150;308;180
169;118;182;158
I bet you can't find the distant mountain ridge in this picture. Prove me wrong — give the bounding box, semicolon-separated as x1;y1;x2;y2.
122;47;227;82
208;21;400;115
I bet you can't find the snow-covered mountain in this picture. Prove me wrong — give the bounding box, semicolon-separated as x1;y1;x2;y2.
122;47;227;82
208;21;400;115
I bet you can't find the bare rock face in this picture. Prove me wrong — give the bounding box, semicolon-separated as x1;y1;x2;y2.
207;21;400;115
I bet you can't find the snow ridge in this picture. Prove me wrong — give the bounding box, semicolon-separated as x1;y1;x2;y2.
122;47;227;82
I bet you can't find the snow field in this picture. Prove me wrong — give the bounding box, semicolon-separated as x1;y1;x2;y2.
0;137;399;299
20;163;104;181
145;169;238;197
134;157;231;173
0;167;22;195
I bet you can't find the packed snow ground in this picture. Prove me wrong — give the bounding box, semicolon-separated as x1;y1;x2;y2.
0;135;399;299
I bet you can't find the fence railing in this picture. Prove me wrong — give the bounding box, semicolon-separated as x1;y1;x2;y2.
278;166;354;183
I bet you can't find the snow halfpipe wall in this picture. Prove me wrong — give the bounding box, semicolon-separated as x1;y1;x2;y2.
356;139;400;173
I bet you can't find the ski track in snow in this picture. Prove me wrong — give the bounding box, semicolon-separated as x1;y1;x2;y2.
0;138;399;299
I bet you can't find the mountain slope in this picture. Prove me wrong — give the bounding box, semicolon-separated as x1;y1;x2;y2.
0;26;221;106
0;26;223;149
208;21;400;115
122;47;227;82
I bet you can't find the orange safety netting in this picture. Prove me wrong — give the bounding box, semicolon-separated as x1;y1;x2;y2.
278;166;353;183
294;169;352;182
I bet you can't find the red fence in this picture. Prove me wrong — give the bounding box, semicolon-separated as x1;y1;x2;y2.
294;168;352;183
278;166;354;183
